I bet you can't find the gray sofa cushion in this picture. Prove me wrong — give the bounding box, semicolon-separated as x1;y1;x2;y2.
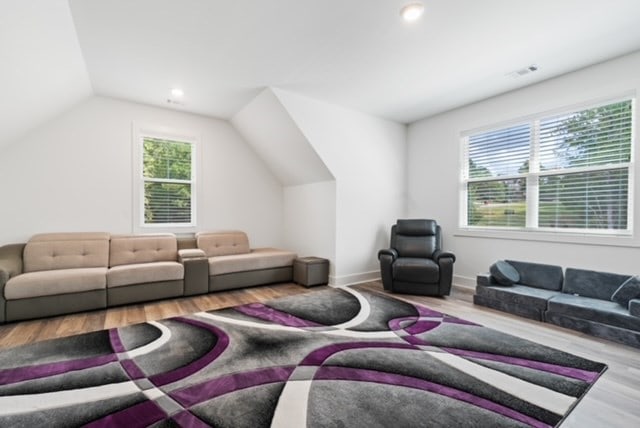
475;284;561;311
393;258;439;283
547;294;640;331
611;276;640;307
630;299;640;318
563;268;631;300
490;260;519;285
505;260;563;291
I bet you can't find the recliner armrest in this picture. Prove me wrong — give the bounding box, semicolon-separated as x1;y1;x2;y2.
433;250;456;263
377;248;398;261
630;299;640;318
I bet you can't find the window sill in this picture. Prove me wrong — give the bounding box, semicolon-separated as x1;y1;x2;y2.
134;224;197;235
454;227;639;248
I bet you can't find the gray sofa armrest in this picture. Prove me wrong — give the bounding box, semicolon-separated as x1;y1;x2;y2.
178;248;209;296
476;273;499;287
378;248;397;292
630;299;640;318
433;250;456;263
0;243;26;324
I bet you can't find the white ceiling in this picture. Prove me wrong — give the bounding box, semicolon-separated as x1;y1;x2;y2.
2;0;640;149
0;0;91;148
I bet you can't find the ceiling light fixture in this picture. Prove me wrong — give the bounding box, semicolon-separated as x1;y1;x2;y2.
400;2;425;22
171;87;184;98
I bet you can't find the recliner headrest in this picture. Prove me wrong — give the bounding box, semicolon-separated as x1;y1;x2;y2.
395;219;437;236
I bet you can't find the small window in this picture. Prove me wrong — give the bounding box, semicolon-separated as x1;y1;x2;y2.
134;128;197;229
461;98;634;235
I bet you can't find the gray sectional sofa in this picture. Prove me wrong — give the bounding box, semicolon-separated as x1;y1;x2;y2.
474;260;640;348
0;230;297;323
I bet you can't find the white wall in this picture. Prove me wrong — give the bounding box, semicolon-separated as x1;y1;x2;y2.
407;51;640;286
275;89;407;284
283;181;336;275
0;96;284;246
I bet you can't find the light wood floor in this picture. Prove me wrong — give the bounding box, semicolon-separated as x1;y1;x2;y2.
1;281;638;427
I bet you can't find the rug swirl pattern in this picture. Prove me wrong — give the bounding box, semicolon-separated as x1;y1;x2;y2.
0;287;606;427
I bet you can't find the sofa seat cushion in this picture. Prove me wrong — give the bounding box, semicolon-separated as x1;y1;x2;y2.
547;294;640;331
392;258;439;283
476;284;561;310
4;267;107;300
208;248;296;275
107;262;184;288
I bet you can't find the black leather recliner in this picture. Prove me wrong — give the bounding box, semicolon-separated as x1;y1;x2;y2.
378;219;456;296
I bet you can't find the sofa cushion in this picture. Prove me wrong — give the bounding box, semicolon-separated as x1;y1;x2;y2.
547;294;640;331
208;248;296;275
197;231;250;257
563;268;631;301
630;299;640;318
4;267;107;299
490;260;519;285
23;232;110;273
107;262;183;288
393;258;439;283
109;234;178;267
505;260;563;291
475;284;561;310
611;276;640;307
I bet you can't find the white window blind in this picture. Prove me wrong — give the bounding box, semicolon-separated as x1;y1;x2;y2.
141;137;195;226
462;98;634;234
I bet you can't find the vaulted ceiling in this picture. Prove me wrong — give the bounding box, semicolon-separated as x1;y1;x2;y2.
2;0;640;148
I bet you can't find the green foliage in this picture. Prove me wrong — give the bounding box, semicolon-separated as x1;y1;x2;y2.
143;138;193;224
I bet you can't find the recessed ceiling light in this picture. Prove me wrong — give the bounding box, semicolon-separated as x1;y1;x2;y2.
171;88;184;98
400;2;425;22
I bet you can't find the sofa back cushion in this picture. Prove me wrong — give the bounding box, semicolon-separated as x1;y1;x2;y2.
505;260;563;291
563;268;631;301
23;232;110;273
109;234;178;267
196;231;250;257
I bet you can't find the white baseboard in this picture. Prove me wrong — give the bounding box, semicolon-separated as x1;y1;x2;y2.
453;274;476;291
329;270;381;287
327;271;476;291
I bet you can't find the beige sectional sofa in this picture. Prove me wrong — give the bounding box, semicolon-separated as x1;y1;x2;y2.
196;231;297;291
0;230;298;323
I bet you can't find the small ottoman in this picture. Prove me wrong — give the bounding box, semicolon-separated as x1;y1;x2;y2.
293;257;329;287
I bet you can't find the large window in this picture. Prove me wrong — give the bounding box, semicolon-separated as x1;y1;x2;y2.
136;132;197;228
461;98;634;234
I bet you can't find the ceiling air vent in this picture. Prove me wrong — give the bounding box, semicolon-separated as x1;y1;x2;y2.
508;64;538;78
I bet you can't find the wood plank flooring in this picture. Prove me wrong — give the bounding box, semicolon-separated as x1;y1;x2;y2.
0;281;638;427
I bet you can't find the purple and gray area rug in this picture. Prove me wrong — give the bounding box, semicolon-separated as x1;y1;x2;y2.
0;287;606;427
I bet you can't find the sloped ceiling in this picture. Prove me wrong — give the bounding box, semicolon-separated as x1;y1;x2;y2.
231;88;333;186
2;1;640;150
0;0;92;148
68;0;640;124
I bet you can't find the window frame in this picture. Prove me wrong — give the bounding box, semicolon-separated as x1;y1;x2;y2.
459;95;636;239
132;123;201;233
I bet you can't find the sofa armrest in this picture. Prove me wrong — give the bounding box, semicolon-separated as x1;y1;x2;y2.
630;299;640;318
377;248;398;261
178;249;209;296
378;248;397;292
476;273;499;287
178;248;207;262
0;243;25;324
433;250;456;264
